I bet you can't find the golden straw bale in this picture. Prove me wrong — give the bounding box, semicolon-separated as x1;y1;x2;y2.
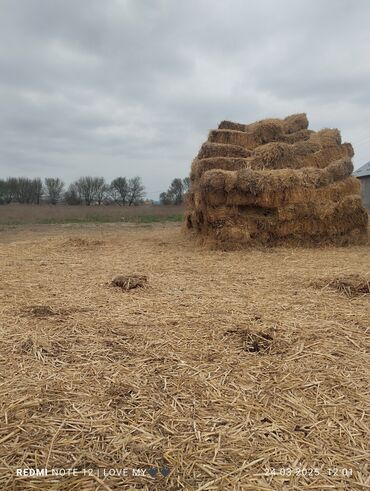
208;129;256;148
291;140;321;156
283;113;309;133
297;144;353;169
312;128;342;146
205;205;235;223
274;196;368;238
315;176;361;202
341;142;354;157
200;169;231;194
281;128;313;143
208;120;284;150
218;121;246;131
251;142;300;169
197;141;251;159
204;195;367;246
202;175;361;210
191;157;252;180
245;119;284;144
276;194;366;223
218;113;308;136
201;158;353;197
185;113;368;245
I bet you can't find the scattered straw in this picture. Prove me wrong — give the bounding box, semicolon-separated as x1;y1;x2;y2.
111;275;148;290
314;273;370;297
63;237;104;248
0;223;369;490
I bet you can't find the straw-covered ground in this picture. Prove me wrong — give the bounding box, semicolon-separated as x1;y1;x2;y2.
0;222;369;490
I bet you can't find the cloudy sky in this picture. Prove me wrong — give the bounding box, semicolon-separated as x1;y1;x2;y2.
1;0;369;198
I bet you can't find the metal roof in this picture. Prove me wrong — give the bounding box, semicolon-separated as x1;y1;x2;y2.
353;161;370;178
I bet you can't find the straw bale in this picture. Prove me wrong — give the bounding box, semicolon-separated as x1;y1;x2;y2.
311;128;342;146
277;194;366;225
246;119;284;144
250;140;352;171
209;120;284;150
291;140;321;156
251;142;300;169
204;195;367;246
191;157;252;181
202;175;361;209
197;141;251;159
208;129;259;149
218;120;246;131
185;113;368;246
297;144;353;169
205;205;238;223
316;175;361;200
280;128;313;143
218;114;308;136
341;142;354;157
201;158;353;197
282;113;309;133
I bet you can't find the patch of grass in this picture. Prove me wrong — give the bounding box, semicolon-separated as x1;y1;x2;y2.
0;220;23;226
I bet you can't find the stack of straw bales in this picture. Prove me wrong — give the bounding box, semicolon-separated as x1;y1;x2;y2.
185;114;368;247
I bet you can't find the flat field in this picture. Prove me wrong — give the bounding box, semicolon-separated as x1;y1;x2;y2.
0;204;184;226
0;222;369;490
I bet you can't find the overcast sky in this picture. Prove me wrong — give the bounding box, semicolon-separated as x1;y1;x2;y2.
1;0;369;198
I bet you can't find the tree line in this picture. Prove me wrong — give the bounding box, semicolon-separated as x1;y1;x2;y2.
0;176;146;206
0;176;191;206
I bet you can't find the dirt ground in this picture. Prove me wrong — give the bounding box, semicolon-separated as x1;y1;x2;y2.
0;223;369;490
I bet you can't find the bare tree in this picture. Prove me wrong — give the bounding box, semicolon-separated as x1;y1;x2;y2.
160;177;188;205
0;180;6;204
75;177;94;206
96;179;108;205
127;176;145;206
74;176;106;205
13;177;31;203
159;191;172;205
45;178;64;204
110;177;129;205
64;183;81;205
169;178;185;205
32;178;43;204
0;175;147;206
9;177;42;204
0;179;13;204
5;178;18;203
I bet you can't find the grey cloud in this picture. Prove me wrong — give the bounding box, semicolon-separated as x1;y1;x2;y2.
0;0;369;195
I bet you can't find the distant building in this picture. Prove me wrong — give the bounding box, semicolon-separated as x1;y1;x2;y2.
353;162;370;211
